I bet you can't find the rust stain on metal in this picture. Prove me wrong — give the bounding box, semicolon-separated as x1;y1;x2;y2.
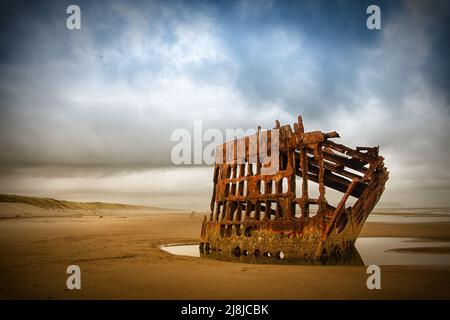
200;115;389;264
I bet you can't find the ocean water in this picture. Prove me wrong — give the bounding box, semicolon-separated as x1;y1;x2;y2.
368;207;450;223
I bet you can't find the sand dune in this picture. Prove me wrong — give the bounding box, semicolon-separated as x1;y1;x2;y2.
0;193;171;211
0;194;180;219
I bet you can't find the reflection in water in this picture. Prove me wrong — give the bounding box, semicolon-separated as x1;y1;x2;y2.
161;244;200;257
161;237;450;266
200;245;364;266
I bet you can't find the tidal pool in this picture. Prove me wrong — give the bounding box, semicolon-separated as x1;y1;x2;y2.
161;237;450;266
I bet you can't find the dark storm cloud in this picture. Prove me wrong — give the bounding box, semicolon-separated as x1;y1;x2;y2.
215;0;388;116
0;0;448;207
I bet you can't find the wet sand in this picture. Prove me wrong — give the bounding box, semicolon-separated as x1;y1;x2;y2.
0;203;449;299
385;247;450;254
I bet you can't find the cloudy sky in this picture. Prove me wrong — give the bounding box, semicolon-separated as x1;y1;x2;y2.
0;0;448;209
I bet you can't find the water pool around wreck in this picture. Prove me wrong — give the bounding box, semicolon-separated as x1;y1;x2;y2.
160;237;450;266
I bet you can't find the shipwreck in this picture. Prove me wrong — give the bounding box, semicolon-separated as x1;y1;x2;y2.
200;116;388;264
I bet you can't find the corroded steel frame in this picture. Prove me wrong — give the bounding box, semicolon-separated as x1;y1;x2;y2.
200;116;389;263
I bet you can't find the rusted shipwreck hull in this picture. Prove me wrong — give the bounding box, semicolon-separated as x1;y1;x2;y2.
200;116;388;264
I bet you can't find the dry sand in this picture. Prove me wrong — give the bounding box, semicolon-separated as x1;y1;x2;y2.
0;202;449;299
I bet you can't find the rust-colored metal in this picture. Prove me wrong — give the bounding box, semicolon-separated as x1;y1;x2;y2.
200;115;389;264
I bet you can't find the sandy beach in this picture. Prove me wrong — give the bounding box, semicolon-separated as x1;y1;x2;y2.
0;200;449;300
